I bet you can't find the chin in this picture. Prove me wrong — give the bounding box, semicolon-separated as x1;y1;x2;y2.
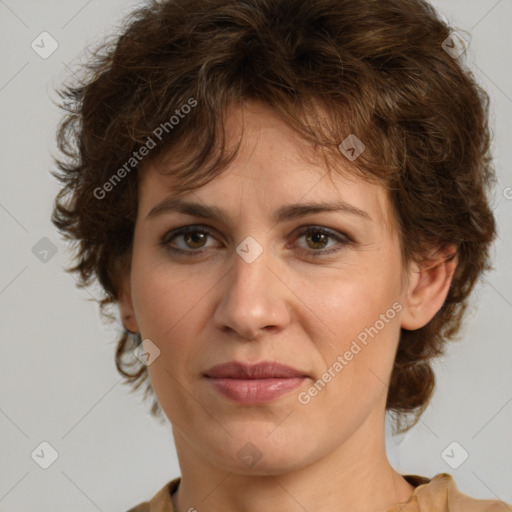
202;427;315;475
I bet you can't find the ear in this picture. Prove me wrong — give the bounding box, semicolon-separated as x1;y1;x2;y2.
400;244;458;330
118;274;139;333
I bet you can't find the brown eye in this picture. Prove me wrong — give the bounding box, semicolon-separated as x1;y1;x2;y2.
161;226;218;255
160;225;351;258
304;231;330;250
181;232;208;249
293;226;351;257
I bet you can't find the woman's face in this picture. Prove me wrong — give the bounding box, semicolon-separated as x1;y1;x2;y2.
122;102;418;474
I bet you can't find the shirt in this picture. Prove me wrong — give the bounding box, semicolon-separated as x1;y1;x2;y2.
126;473;512;512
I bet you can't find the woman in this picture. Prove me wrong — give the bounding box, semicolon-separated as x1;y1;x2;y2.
51;0;512;510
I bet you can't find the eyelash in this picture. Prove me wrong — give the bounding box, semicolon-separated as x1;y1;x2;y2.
159;225;352;258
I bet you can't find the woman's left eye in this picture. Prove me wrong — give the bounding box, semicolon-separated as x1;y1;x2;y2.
292;226;351;256
159;225;351;257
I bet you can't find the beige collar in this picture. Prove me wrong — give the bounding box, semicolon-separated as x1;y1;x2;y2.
128;473;512;512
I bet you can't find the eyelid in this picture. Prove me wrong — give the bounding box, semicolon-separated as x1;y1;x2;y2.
160;224;221;246
293;225;353;243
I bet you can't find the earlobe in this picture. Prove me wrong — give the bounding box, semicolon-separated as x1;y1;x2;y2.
400;245;458;331
118;276;139;333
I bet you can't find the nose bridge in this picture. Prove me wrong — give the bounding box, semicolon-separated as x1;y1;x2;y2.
233;233;270;289
213;233;287;339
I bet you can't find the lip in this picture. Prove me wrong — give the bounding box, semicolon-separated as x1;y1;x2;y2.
204;361;309;404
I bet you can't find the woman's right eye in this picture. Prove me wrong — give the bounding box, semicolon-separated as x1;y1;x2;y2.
160;226;219;256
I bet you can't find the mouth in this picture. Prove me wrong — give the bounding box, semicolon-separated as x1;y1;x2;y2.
204;361;310;404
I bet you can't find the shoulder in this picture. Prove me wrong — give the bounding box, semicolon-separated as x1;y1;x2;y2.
394;473;512;512
126;501;149;512
125;477;180;512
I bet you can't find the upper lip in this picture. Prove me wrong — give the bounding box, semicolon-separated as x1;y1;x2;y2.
204;361;309;379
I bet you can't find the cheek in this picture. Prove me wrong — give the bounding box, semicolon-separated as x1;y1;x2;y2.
130;251;214;340
316;264;401;333
311;266;403;383
130;256;212;420
301;285;401;427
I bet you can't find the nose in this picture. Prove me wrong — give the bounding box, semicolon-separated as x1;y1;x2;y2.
212;238;291;341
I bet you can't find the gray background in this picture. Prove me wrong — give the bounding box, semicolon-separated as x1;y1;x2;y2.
0;0;511;510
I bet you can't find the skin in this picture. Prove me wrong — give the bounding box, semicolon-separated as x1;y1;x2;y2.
119;101;457;512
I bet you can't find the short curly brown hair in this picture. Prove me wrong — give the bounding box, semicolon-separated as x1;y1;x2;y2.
51;0;497;432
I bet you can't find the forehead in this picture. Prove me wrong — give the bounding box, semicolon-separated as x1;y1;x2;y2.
138;102;396;235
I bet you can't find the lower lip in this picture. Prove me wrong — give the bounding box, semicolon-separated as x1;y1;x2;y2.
206;377;307;404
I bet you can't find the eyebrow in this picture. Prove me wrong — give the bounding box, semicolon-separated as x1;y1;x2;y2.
146;198;372;224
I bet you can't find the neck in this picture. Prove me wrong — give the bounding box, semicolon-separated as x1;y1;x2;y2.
170;413;414;512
